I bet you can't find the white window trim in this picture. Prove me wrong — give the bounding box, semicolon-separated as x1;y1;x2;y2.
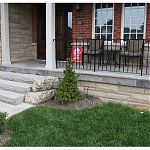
92;3;114;41
121;3;147;39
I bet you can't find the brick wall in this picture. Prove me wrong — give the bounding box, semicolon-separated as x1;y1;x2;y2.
72;4;92;39
114;3;122;39
146;3;150;40
9;4;37;62
72;3;123;40
72;3;150;40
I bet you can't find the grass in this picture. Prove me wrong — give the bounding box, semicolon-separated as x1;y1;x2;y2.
5;103;150;147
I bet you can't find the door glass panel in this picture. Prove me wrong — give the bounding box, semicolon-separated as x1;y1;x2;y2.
67;12;72;40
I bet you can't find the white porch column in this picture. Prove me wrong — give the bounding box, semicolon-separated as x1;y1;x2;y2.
46;3;56;70
1;3;11;65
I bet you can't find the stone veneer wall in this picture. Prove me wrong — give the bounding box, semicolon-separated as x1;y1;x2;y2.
9;4;37;62
79;81;150;110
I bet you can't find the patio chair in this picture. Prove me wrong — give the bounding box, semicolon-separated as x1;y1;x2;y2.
119;39;144;69
82;39;104;66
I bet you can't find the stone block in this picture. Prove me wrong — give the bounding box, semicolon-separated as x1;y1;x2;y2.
79;86;95;94
136;80;150;88
130;93;150;104
105;93;130;101
78;86;85;92
119;86;145;94
79;81;96;88
88;90;106;97
102;76;136;87
25;90;55;105
145;89;150;95
32;76;59;92
96;83;118;93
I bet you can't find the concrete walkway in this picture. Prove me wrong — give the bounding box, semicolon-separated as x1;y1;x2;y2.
0;101;33;117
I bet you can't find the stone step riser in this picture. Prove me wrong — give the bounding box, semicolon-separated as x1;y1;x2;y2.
0;90;25;105
0;73;36;84
0;71;54;84
0;78;32;94
0;83;31;94
0;96;25;105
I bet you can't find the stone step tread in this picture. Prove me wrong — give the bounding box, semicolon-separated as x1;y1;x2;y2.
0;79;32;88
0;101;33;117
0;71;50;83
0;79;32;94
0;89;25;105
0;89;25;99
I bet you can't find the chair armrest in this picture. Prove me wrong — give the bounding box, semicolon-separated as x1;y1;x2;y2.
120;47;127;52
87;44;89;49
121;46;127;50
139;47;144;56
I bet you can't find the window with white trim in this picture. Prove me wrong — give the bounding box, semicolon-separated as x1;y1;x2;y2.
94;3;114;40
123;3;146;39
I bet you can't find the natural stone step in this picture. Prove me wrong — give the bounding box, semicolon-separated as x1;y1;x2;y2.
25;90;55;105
32;77;59;92
0;89;25;105
0;79;32;94
0;71;50;84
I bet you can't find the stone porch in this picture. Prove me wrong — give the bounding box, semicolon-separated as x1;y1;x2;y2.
0;60;149;111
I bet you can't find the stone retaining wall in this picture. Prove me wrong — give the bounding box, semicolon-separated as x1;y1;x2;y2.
9;4;37;62
0;63;149;110
79;81;150;110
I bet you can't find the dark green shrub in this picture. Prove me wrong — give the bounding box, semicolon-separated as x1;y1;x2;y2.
0;112;7;134
55;59;83;103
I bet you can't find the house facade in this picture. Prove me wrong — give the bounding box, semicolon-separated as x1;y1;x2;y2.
0;3;149;110
0;3;150;68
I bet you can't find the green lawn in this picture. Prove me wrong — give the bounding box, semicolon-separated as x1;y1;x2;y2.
5;103;150;147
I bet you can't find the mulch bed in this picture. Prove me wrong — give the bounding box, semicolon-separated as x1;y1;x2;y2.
0;130;11;146
44;94;104;110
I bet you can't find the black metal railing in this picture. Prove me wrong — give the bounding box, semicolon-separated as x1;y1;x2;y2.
54;38;150;76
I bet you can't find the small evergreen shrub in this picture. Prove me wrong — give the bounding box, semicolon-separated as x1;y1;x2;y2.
0;112;7;134
55;59;83;103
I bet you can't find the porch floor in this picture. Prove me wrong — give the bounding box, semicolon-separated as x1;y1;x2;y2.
0;60;149;81
7;60;46;70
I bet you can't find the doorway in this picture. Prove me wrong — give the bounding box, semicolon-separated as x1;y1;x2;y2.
55;4;72;60
37;4;46;60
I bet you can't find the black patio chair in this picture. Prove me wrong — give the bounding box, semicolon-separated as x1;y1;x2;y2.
119;39;144;69
82;39;104;67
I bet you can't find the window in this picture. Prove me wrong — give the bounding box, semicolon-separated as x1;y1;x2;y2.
123;3;146;39
67;12;72;40
94;3;114;40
